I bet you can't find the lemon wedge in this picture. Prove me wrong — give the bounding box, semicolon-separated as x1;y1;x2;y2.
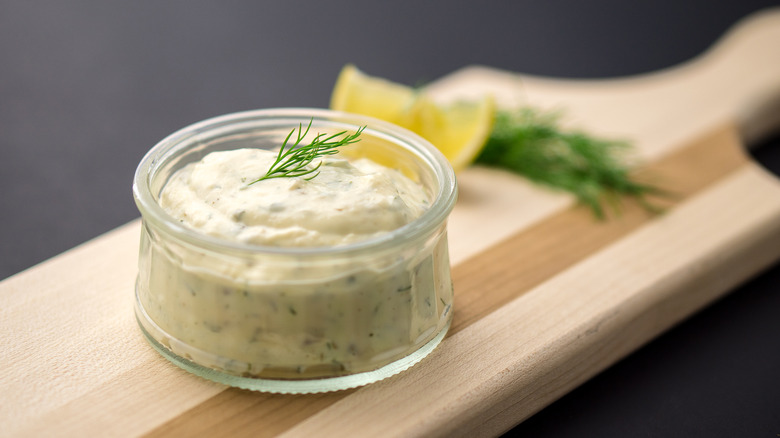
330;64;495;172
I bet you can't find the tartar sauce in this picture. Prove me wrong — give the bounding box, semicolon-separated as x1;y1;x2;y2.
140;147;453;380
160;149;429;246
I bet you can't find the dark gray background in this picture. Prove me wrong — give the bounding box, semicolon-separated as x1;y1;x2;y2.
2;1;779;436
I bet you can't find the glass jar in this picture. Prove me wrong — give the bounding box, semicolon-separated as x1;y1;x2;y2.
132;108;457;393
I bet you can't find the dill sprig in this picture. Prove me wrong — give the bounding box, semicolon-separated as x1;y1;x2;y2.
476;108;661;218
249;119;365;184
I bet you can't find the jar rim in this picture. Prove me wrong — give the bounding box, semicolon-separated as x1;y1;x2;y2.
132;108;458;256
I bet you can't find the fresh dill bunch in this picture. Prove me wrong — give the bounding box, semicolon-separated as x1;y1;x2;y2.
249;119;365;184
476;108;659;218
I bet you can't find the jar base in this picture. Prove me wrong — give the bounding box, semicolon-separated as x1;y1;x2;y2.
135;290;450;394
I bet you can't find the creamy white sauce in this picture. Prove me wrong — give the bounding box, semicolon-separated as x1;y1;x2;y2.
140;147;453;380
160;149;429;247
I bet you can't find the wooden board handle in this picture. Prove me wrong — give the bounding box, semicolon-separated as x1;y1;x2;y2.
714;8;780;144
428;8;780;160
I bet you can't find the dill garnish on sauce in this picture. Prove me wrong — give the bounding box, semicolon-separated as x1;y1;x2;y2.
249;119;365;184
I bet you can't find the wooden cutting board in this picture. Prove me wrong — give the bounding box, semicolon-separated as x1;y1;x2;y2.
3;8;780;438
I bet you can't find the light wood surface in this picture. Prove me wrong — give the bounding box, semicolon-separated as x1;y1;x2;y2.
2;8;780;438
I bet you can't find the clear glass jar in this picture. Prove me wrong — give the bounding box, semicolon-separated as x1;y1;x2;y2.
132;108;457;393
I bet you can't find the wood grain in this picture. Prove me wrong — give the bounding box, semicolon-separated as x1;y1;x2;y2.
279;146;780;438
145;120;750;437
